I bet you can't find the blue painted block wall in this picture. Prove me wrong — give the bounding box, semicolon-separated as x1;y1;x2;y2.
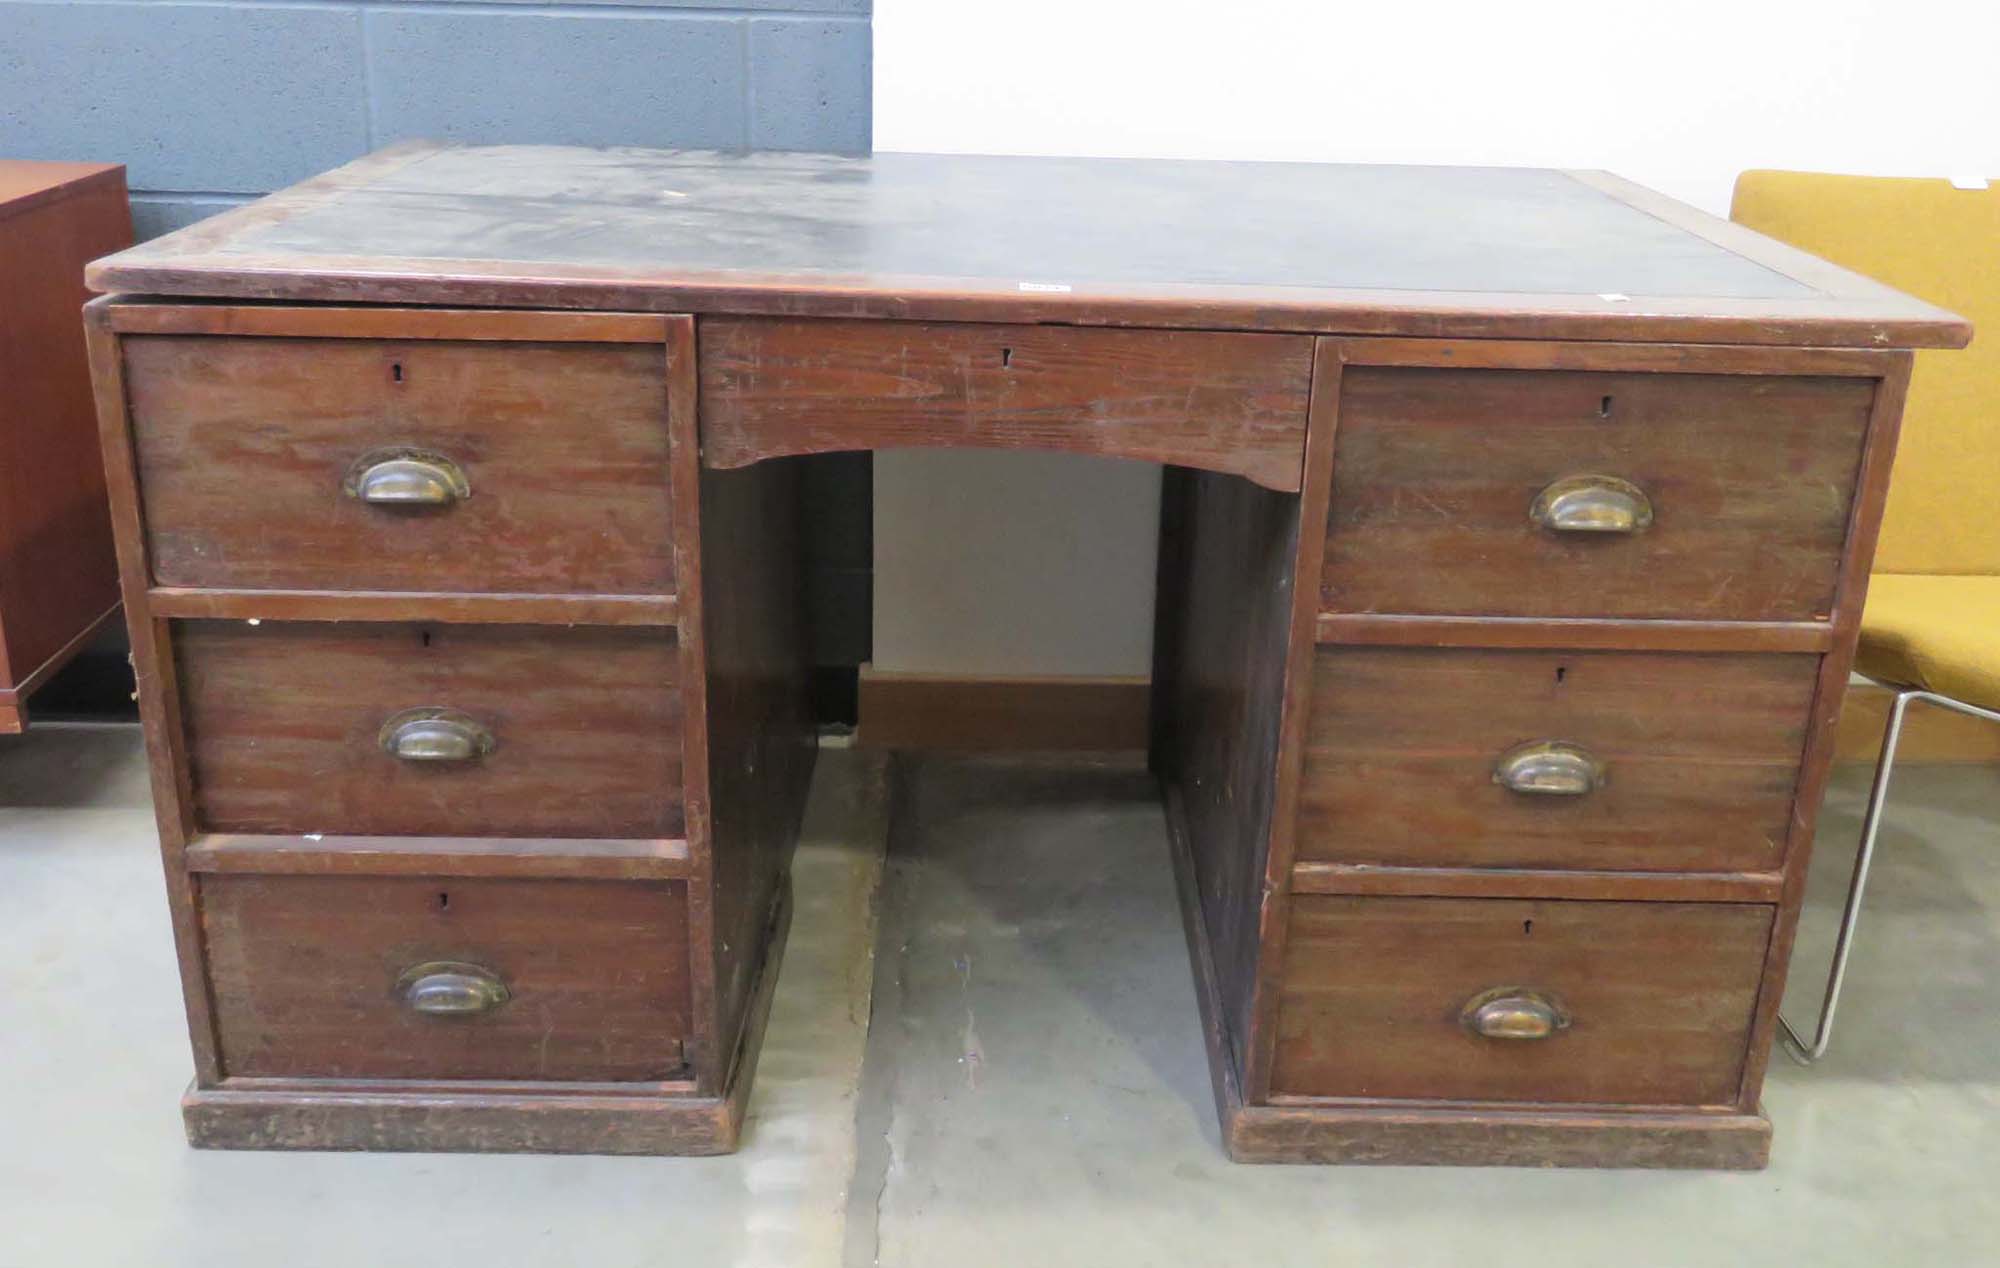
0;0;872;241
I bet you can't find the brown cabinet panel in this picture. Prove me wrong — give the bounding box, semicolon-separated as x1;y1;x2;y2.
1298;646;1819;872
699;318;1314;490
123;335;673;594
1322;367;1873;620
1274;896;1771;1106
176;621;684;839
203;873;692;1081
0;162;129;729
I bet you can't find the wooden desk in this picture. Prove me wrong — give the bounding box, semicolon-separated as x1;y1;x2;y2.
0;160;129;730
83;144;1969;1167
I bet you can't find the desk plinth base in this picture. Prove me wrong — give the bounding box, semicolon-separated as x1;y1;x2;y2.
1218;1096;1772;1171
1165;791;1771;1170
183;879;792;1156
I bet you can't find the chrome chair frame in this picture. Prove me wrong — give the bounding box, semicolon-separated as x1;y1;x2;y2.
1780;684;2000;1064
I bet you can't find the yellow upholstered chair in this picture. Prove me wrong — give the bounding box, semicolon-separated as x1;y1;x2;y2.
1732;172;1996;1063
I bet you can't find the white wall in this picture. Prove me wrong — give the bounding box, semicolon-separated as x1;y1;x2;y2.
872;0;1995;677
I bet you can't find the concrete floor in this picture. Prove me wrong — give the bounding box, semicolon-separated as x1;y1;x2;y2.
1;726;1995;1266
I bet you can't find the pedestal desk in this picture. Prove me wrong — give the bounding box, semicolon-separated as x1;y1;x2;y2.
83;145;1969;1166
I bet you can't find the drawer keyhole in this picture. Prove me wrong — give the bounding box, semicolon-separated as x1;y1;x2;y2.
1598;394;1613;418
437;890;451;911
391;361;405;384
1523;919;1534;936
1000;347;1013;368
1554;665;1567;685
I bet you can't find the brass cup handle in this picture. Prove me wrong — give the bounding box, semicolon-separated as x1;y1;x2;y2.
1493;740;1604;796
1530;474;1653;534
1461;987;1570;1041
397;962;510;1016
342;448;470;506
378;708;496;762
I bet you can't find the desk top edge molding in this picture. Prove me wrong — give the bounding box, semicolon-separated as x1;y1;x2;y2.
84;142;1970;351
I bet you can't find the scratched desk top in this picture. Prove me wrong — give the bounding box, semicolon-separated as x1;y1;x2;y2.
90;143;1968;348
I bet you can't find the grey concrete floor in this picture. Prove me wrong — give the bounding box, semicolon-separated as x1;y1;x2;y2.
1;725;1995;1266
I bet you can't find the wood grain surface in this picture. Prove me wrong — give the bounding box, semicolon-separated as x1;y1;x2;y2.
176;621;684;839
1150;465;1301;1066
1297;647;1820;872
1272;896;1772;1106
122;331;673;594
700;319;1313;490
695;454;817;1089
1322;366;1875;620
202;873;692;1080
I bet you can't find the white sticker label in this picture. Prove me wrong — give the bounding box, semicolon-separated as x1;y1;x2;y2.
1597;292;1632;304
1018;281;1073;293
1949;172;1989;191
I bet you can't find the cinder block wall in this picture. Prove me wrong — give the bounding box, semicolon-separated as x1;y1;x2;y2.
0;0;872;241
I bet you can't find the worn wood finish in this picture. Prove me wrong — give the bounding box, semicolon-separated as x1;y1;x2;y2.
87;299;225;1085
182;877;791;1154
84;147;1963;1165
186;833;691;880
697;451;817;1093
1149;463;1301;1072
202;874;693;1081
122;325;673;594
1289;863;1784;904
1298;647;1820;873
661;314;724;1095
1316;613;1834;653
1169;773;1769;1167
176;620;684;839
1733;354;1913;1109
85;144;1969;350
183;1085;737;1155
1271;896;1772;1106
148;587;677;627
0;161;130;729
106;302;669;343
1225;1104;1771;1169
1322;363;1875;621
700;319;1313;491
1244;343;1348;1103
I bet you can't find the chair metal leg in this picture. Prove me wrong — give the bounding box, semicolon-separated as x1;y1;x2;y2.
1779;687;2000;1065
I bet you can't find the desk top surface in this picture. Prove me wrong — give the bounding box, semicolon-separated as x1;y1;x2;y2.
90;143;1968;348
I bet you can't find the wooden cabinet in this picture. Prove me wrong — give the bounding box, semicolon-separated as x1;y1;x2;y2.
82;143;1968;1165
0;161;130;730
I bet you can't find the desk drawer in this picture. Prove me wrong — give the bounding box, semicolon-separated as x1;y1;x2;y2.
1297;647;1818;872
203;873;692;1081
1322;366;1873;620
122;334;673;594
1272;896;1770;1106
700;318;1314;490
176;620;684;839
